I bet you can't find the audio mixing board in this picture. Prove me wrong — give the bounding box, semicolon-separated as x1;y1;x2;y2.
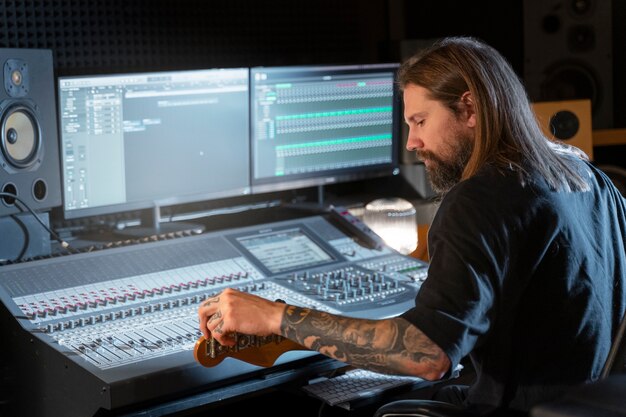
0;214;428;417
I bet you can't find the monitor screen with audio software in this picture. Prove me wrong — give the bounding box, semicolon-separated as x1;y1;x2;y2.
249;63;401;194
57;68;250;222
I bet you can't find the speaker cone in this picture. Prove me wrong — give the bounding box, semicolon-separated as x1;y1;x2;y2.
1;105;40;169
549;110;580;140
539;62;600;117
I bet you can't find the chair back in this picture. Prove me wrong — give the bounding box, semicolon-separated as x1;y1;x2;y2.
600;310;626;378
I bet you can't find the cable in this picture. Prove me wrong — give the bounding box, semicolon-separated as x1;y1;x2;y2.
0;192;76;255
317;400;327;417
8;214;29;261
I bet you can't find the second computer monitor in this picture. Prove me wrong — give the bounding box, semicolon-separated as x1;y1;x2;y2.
250;63;401;194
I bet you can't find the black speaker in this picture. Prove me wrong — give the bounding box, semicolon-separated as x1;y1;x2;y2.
0;49;61;217
523;0;613;129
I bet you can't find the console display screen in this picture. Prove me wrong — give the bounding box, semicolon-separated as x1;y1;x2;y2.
236;227;334;274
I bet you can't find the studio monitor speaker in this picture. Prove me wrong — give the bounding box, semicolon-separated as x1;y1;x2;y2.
0;48;61;217
532;99;593;160
523;0;612;129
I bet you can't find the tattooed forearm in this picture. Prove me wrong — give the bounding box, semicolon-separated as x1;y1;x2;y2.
280;305;448;378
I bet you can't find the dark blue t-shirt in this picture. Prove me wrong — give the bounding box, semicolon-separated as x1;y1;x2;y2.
401;159;626;415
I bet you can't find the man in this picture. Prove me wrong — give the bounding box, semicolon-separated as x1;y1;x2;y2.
198;37;626;415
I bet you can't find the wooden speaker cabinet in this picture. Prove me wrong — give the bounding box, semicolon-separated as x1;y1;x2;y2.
532;99;593;160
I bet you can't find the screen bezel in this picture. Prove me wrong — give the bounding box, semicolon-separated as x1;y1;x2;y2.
249;63;402;195
56;67;252;220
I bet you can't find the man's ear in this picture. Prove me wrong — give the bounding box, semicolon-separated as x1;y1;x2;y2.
461;91;476;128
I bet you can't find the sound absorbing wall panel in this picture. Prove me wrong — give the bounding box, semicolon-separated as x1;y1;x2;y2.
0;1;387;76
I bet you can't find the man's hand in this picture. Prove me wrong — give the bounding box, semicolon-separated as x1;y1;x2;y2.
197;288;287;346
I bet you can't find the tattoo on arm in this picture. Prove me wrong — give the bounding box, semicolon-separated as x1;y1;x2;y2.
279;306;446;375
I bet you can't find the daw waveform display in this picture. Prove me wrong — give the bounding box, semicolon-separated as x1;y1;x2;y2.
250;64;399;191
0;214;427;417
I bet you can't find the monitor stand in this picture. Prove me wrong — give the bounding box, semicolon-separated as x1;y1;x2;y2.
282;185;329;213
115;205;205;238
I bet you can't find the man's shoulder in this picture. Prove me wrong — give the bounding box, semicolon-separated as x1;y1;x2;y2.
449;165;525;198
438;165;552;222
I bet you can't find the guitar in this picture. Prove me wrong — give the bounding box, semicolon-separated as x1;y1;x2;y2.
194;333;307;367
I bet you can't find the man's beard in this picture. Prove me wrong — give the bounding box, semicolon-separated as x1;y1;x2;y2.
418;134;473;194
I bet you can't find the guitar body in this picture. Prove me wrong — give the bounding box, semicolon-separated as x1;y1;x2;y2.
194;334;307;367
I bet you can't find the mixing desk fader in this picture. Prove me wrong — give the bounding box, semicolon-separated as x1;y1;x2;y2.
0;214;428;417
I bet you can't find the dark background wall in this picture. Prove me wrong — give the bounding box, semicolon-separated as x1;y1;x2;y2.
0;0;524;77
0;0;391;74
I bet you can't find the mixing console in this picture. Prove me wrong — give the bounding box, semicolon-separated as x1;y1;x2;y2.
0;214;428;417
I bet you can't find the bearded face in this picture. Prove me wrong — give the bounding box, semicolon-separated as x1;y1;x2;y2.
402;84;476;193
417;127;474;194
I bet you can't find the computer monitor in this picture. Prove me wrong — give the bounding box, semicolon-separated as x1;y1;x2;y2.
249;63;401;199
57;68;250;234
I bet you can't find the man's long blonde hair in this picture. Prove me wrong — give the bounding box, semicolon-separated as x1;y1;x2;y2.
397;36;590;192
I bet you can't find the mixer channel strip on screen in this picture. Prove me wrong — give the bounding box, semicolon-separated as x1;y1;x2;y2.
0;214;428;417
